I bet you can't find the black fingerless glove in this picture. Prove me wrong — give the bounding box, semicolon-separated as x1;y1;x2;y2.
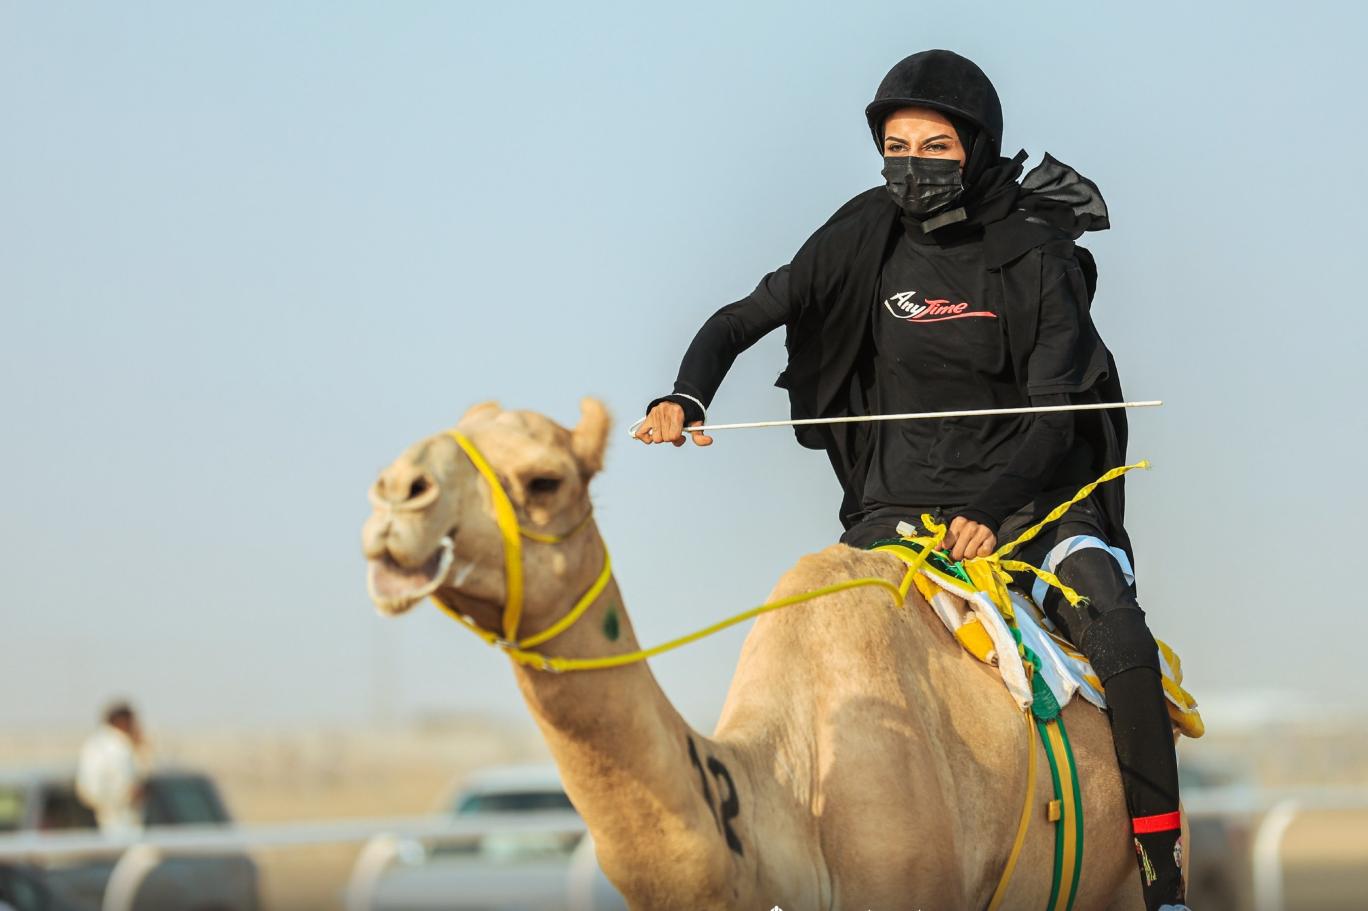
644;393;706;426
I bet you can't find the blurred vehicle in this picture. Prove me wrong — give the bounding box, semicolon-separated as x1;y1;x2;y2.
0;765;259;911
362;762;625;911
0;862;79;911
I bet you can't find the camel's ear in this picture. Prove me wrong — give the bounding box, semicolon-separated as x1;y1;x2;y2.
570;397;612;479
458;400;501;426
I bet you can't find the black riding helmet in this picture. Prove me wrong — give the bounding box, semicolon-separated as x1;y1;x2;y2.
865;50;1003;187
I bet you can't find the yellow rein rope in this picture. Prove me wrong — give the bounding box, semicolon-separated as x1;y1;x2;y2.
432;427;1147;677
430;430;958;672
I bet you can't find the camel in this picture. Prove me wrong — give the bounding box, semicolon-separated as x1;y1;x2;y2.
361;397;1176;910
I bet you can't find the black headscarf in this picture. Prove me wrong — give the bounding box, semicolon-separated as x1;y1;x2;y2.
943;114;991;190
867;50;1110;251
771;50;1126;536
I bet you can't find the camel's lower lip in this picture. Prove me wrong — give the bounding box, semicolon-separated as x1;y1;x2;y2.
367;535;455;615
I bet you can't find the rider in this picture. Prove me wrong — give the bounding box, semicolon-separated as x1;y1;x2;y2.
634;49;1188;911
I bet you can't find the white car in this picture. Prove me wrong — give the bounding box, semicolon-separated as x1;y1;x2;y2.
359;763;625;911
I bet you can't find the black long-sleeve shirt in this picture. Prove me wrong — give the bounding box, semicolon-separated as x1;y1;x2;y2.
648;231;1093;532
654;266;792;415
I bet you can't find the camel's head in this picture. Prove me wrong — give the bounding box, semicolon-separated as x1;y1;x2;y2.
362;398;612;626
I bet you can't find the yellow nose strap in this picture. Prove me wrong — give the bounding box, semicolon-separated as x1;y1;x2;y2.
447;430;526;643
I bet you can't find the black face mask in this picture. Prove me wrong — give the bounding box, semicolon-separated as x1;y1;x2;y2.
881;155;964;216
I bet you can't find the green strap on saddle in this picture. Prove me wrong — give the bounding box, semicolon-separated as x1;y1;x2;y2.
867;536;972;584
1021;636;1084;911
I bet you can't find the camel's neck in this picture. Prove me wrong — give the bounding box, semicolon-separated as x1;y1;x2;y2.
507;530;729;900
510;571;679;743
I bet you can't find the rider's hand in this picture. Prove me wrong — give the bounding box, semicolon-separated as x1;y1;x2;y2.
633;401;713;447
942;516;996;561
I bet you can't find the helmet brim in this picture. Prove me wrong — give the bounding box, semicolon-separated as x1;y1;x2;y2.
864;98;994;150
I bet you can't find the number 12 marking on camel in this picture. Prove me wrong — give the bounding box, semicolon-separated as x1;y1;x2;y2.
688;736;743;856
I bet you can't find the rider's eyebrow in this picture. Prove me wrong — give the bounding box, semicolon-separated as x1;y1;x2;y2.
884;133;909;144
921;133;953;144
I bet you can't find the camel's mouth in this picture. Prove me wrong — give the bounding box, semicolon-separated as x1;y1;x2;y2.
367;534;455;616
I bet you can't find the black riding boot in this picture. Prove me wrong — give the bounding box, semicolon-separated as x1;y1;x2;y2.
1056;550;1187;911
1101;663;1187;909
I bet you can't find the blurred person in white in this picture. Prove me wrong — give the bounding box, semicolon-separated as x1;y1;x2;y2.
75;701;147;834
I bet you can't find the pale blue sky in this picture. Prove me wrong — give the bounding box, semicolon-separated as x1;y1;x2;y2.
3;1;1364;732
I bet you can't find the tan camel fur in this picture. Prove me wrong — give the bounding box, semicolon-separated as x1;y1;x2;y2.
362;398;1172;910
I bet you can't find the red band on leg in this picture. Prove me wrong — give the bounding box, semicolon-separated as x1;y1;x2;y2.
1132;811;1182;834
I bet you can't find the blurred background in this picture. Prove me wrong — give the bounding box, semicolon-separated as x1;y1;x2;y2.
2;1;1365;908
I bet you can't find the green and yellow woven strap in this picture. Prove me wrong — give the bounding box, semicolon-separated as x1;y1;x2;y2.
1039;715;1084;911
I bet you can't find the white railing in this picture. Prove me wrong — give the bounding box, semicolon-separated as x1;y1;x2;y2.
0;811;585;857
2;789;1366;911
0;812;589;911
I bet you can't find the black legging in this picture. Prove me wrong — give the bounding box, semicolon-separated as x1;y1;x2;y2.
1046;545;1179;818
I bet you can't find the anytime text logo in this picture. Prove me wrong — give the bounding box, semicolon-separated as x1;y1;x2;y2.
882;289;997;323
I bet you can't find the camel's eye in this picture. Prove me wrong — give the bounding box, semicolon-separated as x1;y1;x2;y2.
529;476;563;495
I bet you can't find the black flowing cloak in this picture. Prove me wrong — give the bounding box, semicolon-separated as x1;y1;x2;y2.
774;161;1133;560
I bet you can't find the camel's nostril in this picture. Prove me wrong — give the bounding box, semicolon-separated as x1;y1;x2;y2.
369;463;439;512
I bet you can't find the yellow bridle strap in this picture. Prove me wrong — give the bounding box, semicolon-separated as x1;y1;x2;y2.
986;709;1039;911
428;544;612;655
447;430;525;643
517;546;613;648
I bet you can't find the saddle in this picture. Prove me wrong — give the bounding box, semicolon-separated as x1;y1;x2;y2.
872;536;1203;739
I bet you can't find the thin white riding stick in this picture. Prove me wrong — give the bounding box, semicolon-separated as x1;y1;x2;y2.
626;400;1162;438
